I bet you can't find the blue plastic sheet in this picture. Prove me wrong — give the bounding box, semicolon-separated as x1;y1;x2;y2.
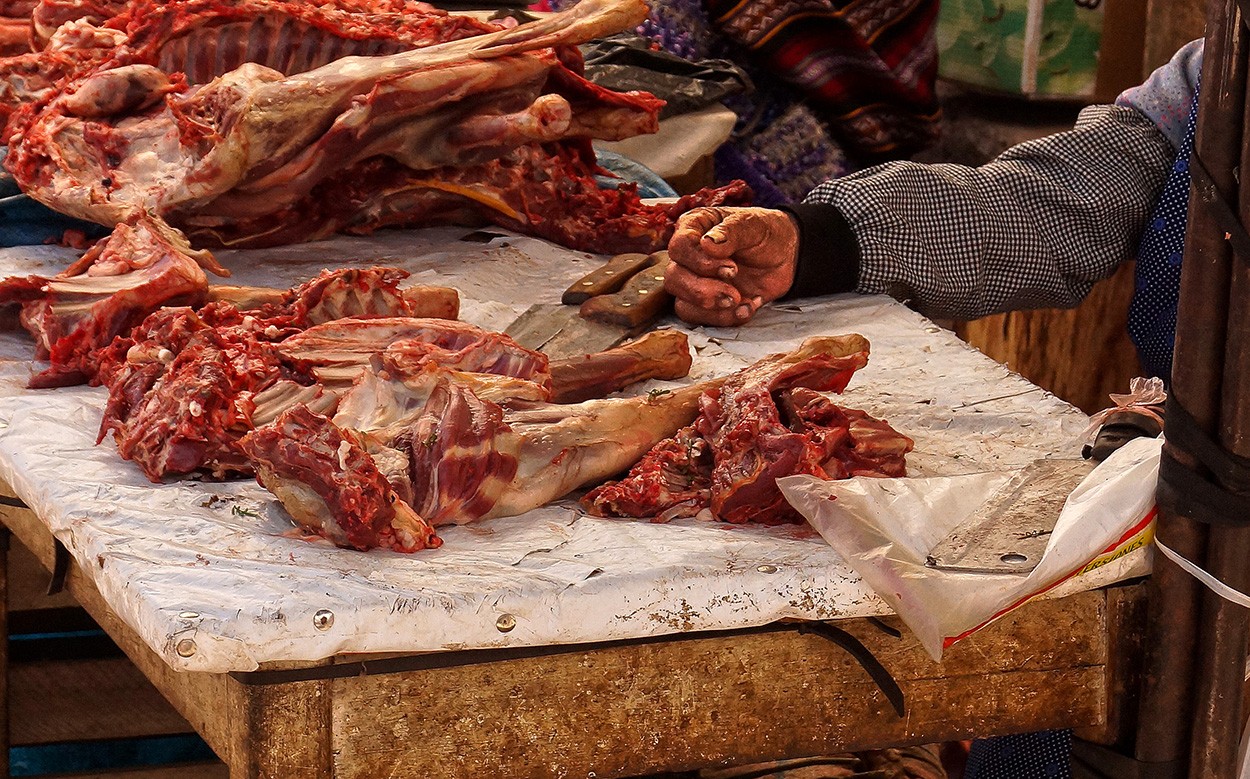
0;148;108;248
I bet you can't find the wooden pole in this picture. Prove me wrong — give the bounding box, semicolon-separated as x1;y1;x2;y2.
1187;4;1250;768
1136;0;1245;770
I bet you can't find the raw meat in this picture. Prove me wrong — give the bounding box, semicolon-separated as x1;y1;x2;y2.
584;335;916;524
93;267;460;479
242;404;440;552
0;213;219;387
243;335;872;550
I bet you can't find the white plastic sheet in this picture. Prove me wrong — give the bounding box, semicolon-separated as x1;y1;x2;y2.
779;436;1160;659
0;228;1140;672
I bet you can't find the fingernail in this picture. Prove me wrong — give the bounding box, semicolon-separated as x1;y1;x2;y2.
735;304;752;319
717;294;735;309
716;265;736;280
707;227;727;244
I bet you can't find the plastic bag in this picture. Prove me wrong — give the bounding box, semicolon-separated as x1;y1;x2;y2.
581;33;751;119
778;436;1161;659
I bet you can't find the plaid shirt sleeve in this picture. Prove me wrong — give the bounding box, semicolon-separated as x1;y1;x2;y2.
793;104;1174;320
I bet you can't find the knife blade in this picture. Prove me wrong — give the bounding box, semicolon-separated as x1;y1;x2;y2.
924;458;1094;575
504;251;672;361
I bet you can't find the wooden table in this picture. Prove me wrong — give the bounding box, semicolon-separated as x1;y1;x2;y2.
0;489;1146;779
0;232;1148;777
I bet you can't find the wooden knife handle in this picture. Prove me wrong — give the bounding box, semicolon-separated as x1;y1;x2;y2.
578;251;671;328
561;252;653;305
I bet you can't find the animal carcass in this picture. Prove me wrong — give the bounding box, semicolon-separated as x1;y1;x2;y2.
4;0;750;254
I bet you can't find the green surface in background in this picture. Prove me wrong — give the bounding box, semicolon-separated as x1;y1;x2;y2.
936;0;1104;96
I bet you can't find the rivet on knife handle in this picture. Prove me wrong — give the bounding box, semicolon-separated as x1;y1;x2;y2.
578;251;672;328
561;252;653;305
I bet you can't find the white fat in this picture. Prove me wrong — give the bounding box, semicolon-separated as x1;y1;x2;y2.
337;440;352;471
188;400;203;417
264;325;280;338
157;348;174;363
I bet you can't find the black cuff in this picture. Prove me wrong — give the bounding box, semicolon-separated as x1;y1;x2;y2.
778;203;861;299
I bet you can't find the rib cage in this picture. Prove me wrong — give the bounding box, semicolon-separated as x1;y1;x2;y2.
154;16;418;83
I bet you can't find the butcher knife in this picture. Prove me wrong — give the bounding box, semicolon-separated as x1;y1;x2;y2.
505;250;672;361
924;458;1095;575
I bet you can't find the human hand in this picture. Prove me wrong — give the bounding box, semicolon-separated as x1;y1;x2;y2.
664;206;798;327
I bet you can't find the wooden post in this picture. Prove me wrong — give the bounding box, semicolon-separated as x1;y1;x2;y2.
1137;0;1246;771
1187;5;1250;770
230;676;333;779
1135;0;1250;775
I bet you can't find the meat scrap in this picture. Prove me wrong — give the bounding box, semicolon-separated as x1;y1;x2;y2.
0;213;220;387
584;337;915;525
92;268;463;480
3;0;751;254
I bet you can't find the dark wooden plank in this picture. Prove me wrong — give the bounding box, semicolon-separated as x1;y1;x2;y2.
50;762;228;779
1;526;10;778
0;502;237;767
11;657;193;746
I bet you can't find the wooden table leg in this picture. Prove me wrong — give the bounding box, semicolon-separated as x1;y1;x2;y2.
0;527;10;779
231;677;332;779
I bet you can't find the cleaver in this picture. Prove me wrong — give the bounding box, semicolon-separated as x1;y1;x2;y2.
924;458;1095;575
505;250;672;361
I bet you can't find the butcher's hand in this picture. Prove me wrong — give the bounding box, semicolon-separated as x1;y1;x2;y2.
665;207;798;327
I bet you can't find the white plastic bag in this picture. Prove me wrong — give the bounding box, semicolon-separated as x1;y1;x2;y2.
778;436;1162;659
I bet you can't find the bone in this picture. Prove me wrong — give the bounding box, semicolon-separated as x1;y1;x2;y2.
62;64;173;118
549;329;693;404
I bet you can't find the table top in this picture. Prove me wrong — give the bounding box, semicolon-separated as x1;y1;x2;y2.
0;228;1133;673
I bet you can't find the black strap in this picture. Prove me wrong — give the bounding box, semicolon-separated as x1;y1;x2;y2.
1155;395;1250;525
797;621;906;717
46;539;70;596
1190;152;1250;264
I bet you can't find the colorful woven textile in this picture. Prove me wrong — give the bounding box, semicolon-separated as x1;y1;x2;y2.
545;0;939;205
706;0;940;159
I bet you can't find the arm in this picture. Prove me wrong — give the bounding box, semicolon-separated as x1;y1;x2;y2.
792;103;1174;320
665;41;1199;325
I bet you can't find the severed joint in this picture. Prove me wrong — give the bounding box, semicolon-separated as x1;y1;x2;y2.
442;93;573;151
240;404;441;552
549;329;692;403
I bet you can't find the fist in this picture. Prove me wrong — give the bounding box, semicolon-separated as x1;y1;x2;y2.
665;206;799;327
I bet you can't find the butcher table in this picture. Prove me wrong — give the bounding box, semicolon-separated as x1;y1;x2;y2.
0;229;1151;778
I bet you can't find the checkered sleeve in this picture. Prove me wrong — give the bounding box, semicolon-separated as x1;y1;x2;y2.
797;104;1174;320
